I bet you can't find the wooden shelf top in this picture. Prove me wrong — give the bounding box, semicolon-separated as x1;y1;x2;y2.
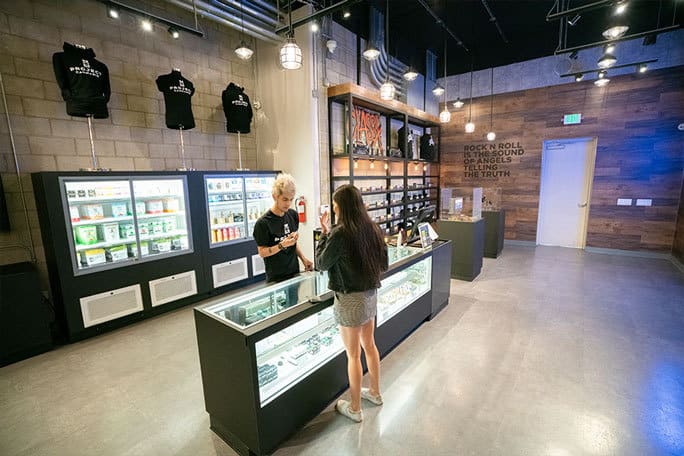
327;82;440;125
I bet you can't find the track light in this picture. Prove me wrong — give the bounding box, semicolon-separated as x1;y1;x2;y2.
453;98;464;108
403;69;418;81
575;74;584;82
107;4;120;19
432;84;444;97
310;21;319;32
638;63;648;73
603;25;629;40
614;1;628;15
598;52;617;68
594;78;610;87
363;44;380;61
141;19;153;32
343;11;351;19
168;26;180;39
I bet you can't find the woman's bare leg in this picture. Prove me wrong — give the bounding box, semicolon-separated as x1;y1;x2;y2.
339;324;362;411
359;318;381;395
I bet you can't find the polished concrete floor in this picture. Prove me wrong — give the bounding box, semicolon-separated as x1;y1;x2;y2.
1;245;683;456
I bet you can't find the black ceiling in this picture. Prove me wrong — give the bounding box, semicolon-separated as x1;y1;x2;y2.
320;0;683;76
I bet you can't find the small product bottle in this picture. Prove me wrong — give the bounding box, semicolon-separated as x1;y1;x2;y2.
222;228;229;240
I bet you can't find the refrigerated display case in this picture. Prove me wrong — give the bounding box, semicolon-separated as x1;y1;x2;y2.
61;176;192;275
245;175;276;238
194;245;442;456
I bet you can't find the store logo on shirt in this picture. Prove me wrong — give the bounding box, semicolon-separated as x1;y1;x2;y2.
232;94;249;107
169;79;192;95
69;59;102;78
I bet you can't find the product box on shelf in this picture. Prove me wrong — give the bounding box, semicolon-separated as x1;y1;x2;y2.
79;204;104;220
97;223;120;243
162;218;176;233
105;245;128;262
74;225;98;245
145;200;163;214
128;201;146;216
150;239;171;253
118;223;135;239
150;220;163;234
105;202;128;218
163;197;180;213
69;206;80;222
80;248;106;266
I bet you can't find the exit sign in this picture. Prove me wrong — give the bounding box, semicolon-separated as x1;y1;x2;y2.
563;113;582;125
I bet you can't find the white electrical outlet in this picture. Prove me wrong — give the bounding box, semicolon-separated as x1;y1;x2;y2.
636;199;652;206
617;198;632;206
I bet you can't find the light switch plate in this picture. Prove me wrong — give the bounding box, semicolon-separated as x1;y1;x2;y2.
617;198;632;206
636;199;652;206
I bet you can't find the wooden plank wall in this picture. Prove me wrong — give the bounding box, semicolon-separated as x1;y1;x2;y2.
440;66;684;253
675;176;684;262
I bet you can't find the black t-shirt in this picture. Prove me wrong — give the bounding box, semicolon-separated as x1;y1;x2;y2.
253;209;300;282
222;82;253;133
156;70;195;130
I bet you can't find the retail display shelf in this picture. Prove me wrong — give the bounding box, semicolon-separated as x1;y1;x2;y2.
208;199;244;207
207;189;242;195
332;153;405;163
134;194;181;200
72;216;134;226
366;204;389;211
66;196;130;204
407;175;440;178
139;230;188;241
136;211;185;219
212;221;244;229
75;239;135;251
246;197;272;202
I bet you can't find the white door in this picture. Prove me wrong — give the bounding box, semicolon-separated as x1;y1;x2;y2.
537;138;597;248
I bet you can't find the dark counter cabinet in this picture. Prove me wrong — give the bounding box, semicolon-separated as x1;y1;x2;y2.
436;219;485;281
483;209;505;258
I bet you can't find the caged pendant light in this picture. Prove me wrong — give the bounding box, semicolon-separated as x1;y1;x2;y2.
439;38;450;123
234;0;254;60
486;68;495;141
280;0;302;70
464;61;475;133
379;0;395;100
453;74;464;108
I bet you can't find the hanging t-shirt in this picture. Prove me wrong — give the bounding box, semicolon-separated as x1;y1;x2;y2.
252;209;300;282
156;70;195;130
52;42;111;118
222;82;253;133
420;133;436;161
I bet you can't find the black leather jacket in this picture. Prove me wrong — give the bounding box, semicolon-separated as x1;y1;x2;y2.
315;227;388;293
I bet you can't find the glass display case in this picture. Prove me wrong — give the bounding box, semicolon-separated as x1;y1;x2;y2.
61;176;192;275
440;187;483;221
204;174;276;247
482;187;502;211
377;255;431;326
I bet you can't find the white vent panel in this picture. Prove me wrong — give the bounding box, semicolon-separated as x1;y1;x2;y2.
80;284;143;328
212;258;248;288
149;270;197;307
252;254;265;276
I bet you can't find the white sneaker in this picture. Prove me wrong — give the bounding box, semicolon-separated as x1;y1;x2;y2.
336;399;363;422
361;388;383;405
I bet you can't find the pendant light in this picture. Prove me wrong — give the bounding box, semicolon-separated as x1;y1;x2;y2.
403;68;418;81
464;61;475;133
486;68;495;141
432;83;444;97
234;0;254;60
280;0;302;70
379;0;395;100
439;38;450;124
602;24;629;40
597;52;617;68
453;75;464;108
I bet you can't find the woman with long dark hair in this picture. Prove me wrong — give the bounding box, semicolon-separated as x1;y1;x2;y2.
316;184;388;422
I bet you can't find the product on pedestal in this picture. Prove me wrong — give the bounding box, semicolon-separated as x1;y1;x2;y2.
222;82;253;133
156;70;196;130
52;42;111;118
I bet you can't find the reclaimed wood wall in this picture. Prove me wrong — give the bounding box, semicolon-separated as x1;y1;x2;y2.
440;66;684;253
675;177;684;262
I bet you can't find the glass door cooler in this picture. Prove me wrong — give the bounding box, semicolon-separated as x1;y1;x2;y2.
245;175;276;237
205;176;246;245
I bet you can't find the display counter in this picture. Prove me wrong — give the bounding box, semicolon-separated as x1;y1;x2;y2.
194;242;450;456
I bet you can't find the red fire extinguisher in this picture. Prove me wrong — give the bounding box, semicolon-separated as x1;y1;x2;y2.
296;196;307;223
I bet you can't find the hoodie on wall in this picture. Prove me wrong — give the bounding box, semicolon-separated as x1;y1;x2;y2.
156;70;196;130
52;42;111;118
222;83;253;134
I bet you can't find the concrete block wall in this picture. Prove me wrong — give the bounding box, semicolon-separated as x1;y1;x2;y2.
0;0;258;287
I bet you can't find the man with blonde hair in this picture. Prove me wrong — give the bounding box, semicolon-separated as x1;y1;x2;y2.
253;173;313;282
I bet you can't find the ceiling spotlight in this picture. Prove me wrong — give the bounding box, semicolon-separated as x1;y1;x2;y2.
310;21;319;32
403;69;418;81
486;131;496;141
614;1;628;15
141;19;153;32
432;84;444;97
575;73;584;82
602;25;629;40
363;44;380;61
638;64;648;73
107;4;120;19
597;52;617;68
343;11;351;19
235;40;254;60
567;14;581;26
605;43;616;54
168;26;180;39
453;98;464;108
594;78;610;87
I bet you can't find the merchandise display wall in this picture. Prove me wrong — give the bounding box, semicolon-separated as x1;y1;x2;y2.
0;0;258;285
440;66;684;254
194;243;449;456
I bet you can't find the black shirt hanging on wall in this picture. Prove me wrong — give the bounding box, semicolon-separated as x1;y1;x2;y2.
156;70;195;130
222;82;253;133
252;209;300;282
52;42;111;118
420;133;435;160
